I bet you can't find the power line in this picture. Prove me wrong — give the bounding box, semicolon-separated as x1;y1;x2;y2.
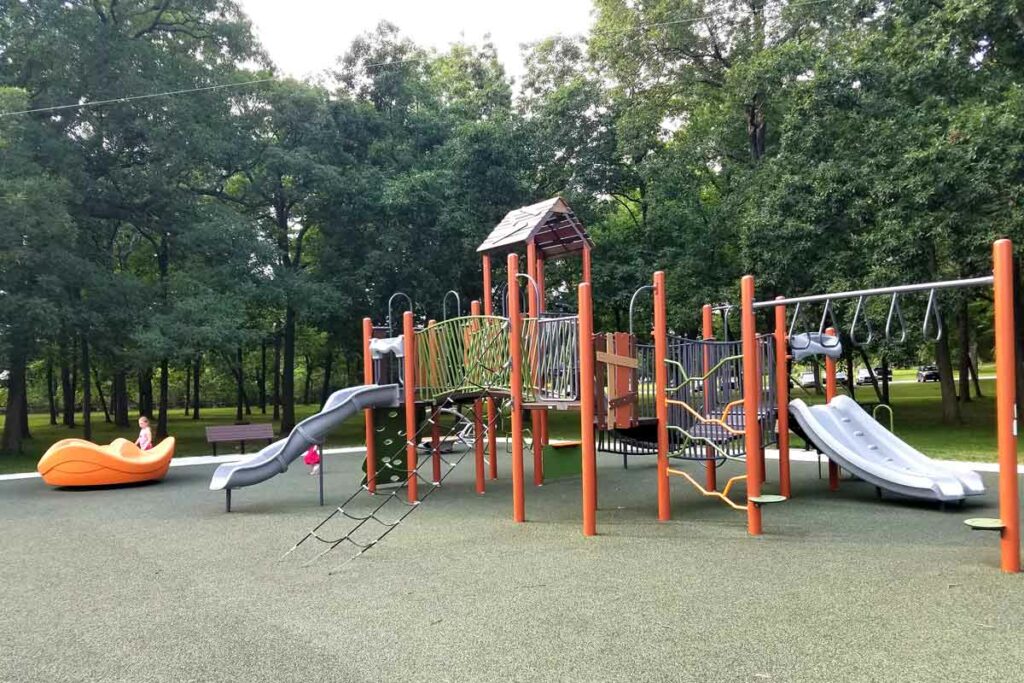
0;0;833;119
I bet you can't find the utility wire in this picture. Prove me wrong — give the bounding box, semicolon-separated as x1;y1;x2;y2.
0;0;833;119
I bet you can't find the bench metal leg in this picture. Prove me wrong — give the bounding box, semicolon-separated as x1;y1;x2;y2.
241;440;246;454
212;443;217;456
225;489;232;512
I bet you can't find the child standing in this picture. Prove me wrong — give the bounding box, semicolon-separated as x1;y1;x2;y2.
304;444;321;476
135;416;153;451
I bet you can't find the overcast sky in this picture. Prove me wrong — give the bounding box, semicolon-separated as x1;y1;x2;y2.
237;0;595;83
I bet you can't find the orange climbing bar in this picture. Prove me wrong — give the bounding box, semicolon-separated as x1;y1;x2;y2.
993;238;1020;573
701;304;717;491
471;300;486;495
653;271;671;521
825;326;839;491
482;253;499;480
403;311;418;503
527;239;544;486
774;298;791;498
428;319;442;484
362;318;377;493
740;275;763;535
579;281;598;536
508;253;526;522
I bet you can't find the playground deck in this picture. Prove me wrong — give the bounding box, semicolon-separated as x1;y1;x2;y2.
1;452;1020;682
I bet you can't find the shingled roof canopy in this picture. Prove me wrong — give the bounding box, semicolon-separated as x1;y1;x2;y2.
476;197;593;258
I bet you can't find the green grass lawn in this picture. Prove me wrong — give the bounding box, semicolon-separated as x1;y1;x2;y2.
0;378;1006;474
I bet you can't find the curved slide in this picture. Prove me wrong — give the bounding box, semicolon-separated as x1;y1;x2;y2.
790;395;985;502
209;384;400;493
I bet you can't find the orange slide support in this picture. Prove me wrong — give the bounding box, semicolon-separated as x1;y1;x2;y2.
37;437;176;487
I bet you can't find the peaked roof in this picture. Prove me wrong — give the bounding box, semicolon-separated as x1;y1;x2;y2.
476;197;592;258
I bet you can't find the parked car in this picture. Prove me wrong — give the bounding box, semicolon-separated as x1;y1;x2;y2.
798;371;817;388
856;367;893;385
835;370;848;383
917;365;940;382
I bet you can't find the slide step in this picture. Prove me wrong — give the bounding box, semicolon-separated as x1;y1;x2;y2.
750;494;787;507
964;517;1005;531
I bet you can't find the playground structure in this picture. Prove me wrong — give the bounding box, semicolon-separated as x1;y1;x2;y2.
743;239;1019;573
203;196;1018;574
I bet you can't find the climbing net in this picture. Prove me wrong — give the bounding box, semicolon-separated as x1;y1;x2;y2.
282;398;478;572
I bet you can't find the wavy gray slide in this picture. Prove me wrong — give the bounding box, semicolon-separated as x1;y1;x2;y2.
790;395;985;502
209;384;400;492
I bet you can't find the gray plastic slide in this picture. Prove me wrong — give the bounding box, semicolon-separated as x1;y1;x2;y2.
790;395;985;502
209;384;400;492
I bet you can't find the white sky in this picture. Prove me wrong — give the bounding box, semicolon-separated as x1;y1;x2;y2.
237;0;595;83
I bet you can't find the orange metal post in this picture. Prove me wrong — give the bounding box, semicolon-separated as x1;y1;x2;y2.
527;240;543;486
653;271;671;521
469;300;486;495
508;253;526;522
402;311;419;503
537;253;549;445
582;245;592;285
579;282;598;536
775;299;791;498
362;318;377;493
428;320;441;484
741;276;763;536
825;326;839;491
993;239;1020;573
701;304;717;491
483;254;498;479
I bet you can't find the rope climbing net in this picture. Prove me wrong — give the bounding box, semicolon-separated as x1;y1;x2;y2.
282;398;476;572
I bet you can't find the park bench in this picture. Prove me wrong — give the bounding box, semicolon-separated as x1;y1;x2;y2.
205;423;275;456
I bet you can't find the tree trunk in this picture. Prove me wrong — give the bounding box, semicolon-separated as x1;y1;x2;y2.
192;354;201;420
282;308;296;432
2;350;29;453
61;351;75;428
70;348;78;426
272;329;281;421
320;344;334;407
259;338;267;414
184;358;191;416
112;370;130;427
956;299;971;403
303;354;313;405
47;359;58;426
157;357;169;439
235;346;245;423
81;335;92;441
21;384;30;438
934;320;961;424
969;353;984;398
93;369;111;423
138;368;153;418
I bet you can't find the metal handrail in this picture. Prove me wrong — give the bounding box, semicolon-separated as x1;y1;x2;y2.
387;292;413;336
629;284;654;336
442;290;461;321
872;403;894;433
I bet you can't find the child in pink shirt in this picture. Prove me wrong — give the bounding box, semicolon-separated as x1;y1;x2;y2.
304;445;321;476
135;416;153;451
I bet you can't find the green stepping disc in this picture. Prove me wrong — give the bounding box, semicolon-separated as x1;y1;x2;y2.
750;494;787;506
964;517;1005;531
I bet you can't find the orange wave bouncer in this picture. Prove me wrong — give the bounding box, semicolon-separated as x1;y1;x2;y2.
37;437;176;487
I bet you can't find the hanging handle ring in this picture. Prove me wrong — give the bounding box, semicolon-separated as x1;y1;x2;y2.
850;295;873;346
923;289;943;342
817;298;841;347
885;293;907;342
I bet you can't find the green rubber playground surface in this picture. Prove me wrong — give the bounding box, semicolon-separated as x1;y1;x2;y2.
1;451;1021;682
